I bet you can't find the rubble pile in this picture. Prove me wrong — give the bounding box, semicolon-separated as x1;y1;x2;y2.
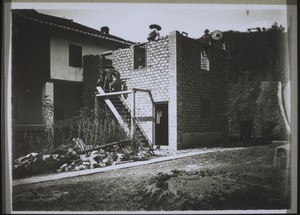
13;139;153;179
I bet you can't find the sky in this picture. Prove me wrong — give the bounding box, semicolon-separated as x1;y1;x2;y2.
11;3;288;43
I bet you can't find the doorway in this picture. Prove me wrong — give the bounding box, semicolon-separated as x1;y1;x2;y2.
155;103;168;146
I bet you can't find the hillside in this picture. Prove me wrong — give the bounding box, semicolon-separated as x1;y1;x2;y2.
219;23;290;140
222;22;289;83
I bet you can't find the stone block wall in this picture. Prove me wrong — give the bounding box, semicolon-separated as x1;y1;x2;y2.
83;32;228;149
112;36;171;144
176;34;227;148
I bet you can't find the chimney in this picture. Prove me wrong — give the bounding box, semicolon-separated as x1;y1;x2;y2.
101;26;110;35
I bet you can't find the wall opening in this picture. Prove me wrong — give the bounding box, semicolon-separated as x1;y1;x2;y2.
133;44;146;69
69;44;82;68
155;103;168;146
200;48;210;71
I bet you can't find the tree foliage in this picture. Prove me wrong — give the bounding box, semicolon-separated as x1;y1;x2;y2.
223;22;289;83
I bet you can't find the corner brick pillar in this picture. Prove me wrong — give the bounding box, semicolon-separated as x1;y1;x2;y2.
168;31;179;149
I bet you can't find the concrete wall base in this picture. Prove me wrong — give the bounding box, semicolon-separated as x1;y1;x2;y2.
181;131;226;149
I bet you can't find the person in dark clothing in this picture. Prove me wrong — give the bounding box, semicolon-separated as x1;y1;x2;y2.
147;24;161;41
111;71;122;92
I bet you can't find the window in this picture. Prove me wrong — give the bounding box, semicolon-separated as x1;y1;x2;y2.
201;99;210;118
200;49;210;71
134;44;146;69
69;44;82;68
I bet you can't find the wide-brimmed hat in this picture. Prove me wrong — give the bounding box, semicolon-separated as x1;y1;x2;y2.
149;24;161;31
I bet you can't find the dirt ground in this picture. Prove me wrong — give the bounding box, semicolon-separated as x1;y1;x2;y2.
12;144;291;211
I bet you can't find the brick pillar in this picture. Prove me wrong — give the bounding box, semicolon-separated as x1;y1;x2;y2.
169;31;179;149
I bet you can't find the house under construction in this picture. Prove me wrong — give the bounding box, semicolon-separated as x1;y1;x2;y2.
83;30;228;150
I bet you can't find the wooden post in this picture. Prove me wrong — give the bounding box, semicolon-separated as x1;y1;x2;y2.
131;90;136;138
152;101;155;146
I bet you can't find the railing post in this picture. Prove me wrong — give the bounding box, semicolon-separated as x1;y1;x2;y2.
131;90;136;138
152;98;155;146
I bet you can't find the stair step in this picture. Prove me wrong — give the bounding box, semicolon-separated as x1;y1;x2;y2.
112;103;124;107
115;107;127;111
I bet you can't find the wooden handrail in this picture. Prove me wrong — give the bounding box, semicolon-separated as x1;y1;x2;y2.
96;88;133;97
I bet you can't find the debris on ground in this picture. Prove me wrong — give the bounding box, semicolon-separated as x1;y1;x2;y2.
13;138;153;179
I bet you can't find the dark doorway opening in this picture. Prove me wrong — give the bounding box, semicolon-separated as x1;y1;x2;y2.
239;119;253;140
155;103;168;146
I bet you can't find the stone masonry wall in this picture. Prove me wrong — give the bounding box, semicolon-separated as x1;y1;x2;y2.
112;36;171;144
83;32;227;149
176;34;227;148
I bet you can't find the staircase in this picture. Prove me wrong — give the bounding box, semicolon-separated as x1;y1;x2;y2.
109;95;152;148
96;87;152;150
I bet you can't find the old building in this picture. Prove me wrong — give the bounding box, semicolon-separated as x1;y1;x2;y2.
11;9;133;129
83;31;228;149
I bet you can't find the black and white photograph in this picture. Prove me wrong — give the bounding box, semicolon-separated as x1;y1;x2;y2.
2;0;298;213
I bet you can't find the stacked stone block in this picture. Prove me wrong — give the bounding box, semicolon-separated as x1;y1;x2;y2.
112;36;171;143
84;31;228;149
176;34;227;148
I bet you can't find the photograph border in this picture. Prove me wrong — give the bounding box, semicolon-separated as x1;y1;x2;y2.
2;0;297;214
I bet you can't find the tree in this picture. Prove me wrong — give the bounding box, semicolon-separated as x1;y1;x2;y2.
223;22;288;83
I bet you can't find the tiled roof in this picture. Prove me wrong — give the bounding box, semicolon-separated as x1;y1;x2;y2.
12;9;134;46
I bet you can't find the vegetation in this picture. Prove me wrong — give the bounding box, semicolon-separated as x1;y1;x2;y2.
218;23;290;141
13;106;127;158
222;22;289;83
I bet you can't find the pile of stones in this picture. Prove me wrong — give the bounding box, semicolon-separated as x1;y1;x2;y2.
13;139;153;179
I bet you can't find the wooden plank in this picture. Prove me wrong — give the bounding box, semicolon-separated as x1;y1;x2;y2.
96;87;130;135
83;139;131;153
131;91;135;138
132;88;150;93
95;90;133;97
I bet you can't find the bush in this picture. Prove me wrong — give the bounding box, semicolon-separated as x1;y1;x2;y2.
13;106;128;157
53;106;127;148
12;127;52;159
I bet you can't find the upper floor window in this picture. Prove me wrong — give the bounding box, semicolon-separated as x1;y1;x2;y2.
69;44;82;68
200;49;210;71
134;44;146;69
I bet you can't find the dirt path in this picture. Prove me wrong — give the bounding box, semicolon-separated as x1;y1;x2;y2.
12;145;290;211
